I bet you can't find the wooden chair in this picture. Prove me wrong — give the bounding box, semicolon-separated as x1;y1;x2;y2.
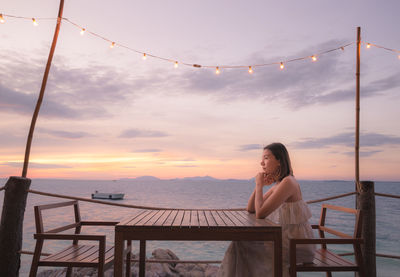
29;200;131;277
289;204;364;277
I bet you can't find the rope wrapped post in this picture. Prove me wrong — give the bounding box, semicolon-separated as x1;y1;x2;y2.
356;181;376;277
0;177;31;277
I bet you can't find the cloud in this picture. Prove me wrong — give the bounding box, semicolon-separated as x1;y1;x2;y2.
0;162;71;169
238;144;262;151
0;83;79;118
2;39;398;117
131;149;162;153
37;128;93;139
343;150;383;157
119;128;169;138
293;132;400;149
0;52;147;119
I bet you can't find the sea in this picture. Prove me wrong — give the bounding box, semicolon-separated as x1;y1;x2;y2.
0;177;399;277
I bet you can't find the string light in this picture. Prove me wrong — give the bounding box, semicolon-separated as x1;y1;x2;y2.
215;67;220;75
6;13;400;75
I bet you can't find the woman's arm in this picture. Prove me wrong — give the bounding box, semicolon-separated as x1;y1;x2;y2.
247;187;274;213
255;177;295;219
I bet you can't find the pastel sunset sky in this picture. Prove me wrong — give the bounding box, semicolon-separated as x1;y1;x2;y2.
1;0;399;180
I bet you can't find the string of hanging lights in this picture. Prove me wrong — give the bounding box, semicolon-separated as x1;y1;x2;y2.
1;13;399;74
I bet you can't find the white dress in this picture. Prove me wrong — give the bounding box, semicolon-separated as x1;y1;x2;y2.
217;200;315;277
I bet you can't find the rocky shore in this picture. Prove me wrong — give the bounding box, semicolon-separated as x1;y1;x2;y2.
37;248;219;277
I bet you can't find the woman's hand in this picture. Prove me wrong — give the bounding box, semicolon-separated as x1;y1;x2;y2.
255;172;275;188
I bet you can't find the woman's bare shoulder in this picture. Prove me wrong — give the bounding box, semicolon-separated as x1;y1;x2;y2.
280;175;297;185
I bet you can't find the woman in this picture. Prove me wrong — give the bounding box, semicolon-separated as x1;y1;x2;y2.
217;142;315;277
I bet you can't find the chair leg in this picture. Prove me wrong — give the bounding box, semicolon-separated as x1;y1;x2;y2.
66;267;73;277
29;240;44;277
326;272;332;277
126;240;132;277
98;265;104;277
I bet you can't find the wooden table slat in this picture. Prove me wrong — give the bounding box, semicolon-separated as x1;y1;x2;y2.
204;210;218;226
163;210;179;226
216;210;235;226
230;210;255;226
210;210;226;226
118;210;146;225
171;210;185;226
154;210;173;226
190;210;200;227
198;210;209;227
135;210;160;226
223;210;246;226
236;210;277;227
125;210;153;226
181;210;192;227
143;210;166;226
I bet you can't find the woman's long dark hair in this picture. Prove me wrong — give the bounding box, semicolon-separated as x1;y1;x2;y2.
264;142;293;181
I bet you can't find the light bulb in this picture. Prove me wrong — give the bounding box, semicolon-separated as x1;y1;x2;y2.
143;53;147;60
174;61;178;68
0;14;5;24
215;67;220;75
311;55;317;62
80;28;86;35
366;43;371;49
398;55;400;60
280;62;284;70
248;66;253;74
110;42;116;48
32;18;38;26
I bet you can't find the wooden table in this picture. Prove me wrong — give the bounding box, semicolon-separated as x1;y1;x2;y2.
114;209;282;277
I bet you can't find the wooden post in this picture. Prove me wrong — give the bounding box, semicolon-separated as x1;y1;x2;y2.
0;177;31;277
356;181;376;277
21;0;65;178
355;26;361;192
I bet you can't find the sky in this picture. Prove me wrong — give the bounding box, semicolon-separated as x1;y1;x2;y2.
0;0;399;181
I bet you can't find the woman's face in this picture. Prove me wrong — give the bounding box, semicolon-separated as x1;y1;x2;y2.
260;149;280;174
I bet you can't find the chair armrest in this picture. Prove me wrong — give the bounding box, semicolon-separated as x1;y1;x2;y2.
34;233;106;242
311;224;320;229
81;221;119;226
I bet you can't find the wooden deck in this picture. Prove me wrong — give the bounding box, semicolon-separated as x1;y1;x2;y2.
114;209;283;277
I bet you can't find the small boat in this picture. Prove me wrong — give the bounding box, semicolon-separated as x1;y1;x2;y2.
91;191;124;200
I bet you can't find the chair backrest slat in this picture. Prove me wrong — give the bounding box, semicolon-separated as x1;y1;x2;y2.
319;226;352;238
46;223;81;234
34;200;81;234
319;203;362;240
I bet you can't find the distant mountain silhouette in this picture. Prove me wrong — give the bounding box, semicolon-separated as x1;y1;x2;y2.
182;176;218;181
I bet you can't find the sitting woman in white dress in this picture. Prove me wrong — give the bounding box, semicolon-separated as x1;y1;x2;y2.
217;142;315;277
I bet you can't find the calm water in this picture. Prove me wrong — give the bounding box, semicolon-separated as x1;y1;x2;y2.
0;177;399;276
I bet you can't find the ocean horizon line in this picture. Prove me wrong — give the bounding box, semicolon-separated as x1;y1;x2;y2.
1;176;399;183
